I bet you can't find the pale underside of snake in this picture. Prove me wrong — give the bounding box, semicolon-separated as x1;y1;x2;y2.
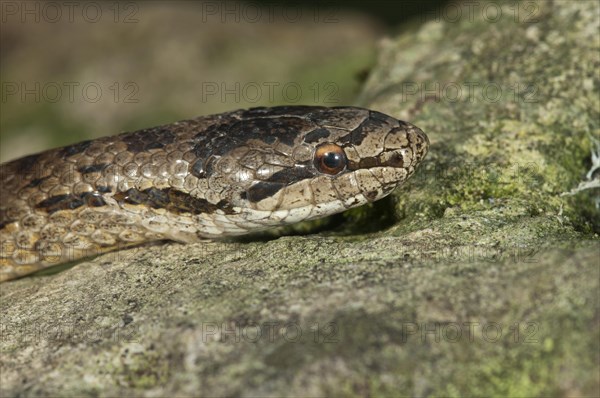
0;106;429;282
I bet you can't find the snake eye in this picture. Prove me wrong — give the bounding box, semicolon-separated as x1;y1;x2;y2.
314;143;346;175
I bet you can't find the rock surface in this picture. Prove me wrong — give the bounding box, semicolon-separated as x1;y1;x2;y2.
1;1;599;396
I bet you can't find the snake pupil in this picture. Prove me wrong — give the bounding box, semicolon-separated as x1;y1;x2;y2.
314;143;346;175
323;152;342;169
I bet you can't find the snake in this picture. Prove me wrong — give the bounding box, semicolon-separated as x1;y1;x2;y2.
0;106;429;282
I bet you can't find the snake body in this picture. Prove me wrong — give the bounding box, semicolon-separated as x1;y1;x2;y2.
0;106;428;282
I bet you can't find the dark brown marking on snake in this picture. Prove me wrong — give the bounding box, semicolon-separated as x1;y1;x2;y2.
190;159;207;179
143;187;169;207
246;181;286;203
78;163;109;174
36;194;84;214
303;128;330;143
203;158;218;177
114;189;150;205
11;154;41;174
359;157;380;168
0;207;11;230
96;185;111;193
383;152;404;168
121;127;176;153
264;166;315;184
114;187;235;215
241;105;326;118
192;123;236;162
346;160;359;171
304;107;372;131
35;192;108;214
339;112;391;147
191;113;315;163
338;118;371;146
59;140;93;158
85;192;108;207
369;110;397;123
229;117;315;147
194;122;229;140
25;176;50;188
0;210;15;230
347;151;404;171
192;116;310;175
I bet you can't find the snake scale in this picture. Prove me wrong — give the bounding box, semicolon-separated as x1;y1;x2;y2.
0;106;428;282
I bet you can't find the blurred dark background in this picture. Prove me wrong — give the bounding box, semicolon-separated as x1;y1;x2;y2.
253;0;450;26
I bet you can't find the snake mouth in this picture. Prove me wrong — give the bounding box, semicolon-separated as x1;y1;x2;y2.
361;186;397;203
360;173;402;203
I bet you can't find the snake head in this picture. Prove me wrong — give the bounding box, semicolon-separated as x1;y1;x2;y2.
213;106;429;226
312;108;429;203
